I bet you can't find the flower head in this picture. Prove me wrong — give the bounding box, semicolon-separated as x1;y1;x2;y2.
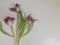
4;16;15;26
15;3;20;8
27;15;36;24
9;3;20;12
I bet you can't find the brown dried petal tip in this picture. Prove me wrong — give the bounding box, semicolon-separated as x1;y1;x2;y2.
15;3;20;8
4;16;15;25
9;8;16;12
27;15;36;24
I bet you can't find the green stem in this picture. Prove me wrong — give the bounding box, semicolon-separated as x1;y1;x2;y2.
10;26;15;36
15;12;20;45
17;38;21;45
14;37;16;45
10;26;17;45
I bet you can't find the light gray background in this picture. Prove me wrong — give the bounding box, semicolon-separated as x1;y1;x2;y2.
0;0;60;45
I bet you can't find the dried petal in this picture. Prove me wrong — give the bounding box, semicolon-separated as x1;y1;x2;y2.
9;8;16;12
4;18;8;24
4;17;15;26
9;3;20;12
27;15;36;24
15;3;20;8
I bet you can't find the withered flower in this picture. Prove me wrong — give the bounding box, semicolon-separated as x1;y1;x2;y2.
27;15;36;24
4;16;15;26
9;3;20;12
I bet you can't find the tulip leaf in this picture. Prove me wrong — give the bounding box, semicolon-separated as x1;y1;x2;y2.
16;9;27;43
23;23;33;37
17;19;27;43
17;10;23;21
0;22;3;31
22;9;27;19
0;22;13;37
17;9;27;32
20;20;26;36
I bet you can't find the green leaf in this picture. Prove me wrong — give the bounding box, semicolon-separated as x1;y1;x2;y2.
23;23;34;37
17;9;27;34
16;9;27;43
17;10;23;21
0;22;3;31
17;20;26;43
16;10;24;29
22;9;27;19
17;10;25;32
0;22;13;37
19;20;26;36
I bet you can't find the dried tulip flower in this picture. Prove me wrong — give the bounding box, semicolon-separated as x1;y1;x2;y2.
9;3;20;12
4;16;15;26
27;15;37;24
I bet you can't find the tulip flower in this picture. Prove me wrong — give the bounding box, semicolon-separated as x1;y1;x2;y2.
27;15;36;24
4;17;15;26
9;3;20;12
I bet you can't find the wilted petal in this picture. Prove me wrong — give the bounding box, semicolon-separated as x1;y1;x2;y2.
9;3;20;12
10;17;15;22
15;3;20;8
4;18;8;24
27;15;36;24
9;8;16;12
4;17;15;26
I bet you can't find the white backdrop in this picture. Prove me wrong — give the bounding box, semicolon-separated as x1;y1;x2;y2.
0;0;60;45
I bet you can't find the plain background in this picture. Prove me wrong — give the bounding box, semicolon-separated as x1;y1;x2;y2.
0;0;60;45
